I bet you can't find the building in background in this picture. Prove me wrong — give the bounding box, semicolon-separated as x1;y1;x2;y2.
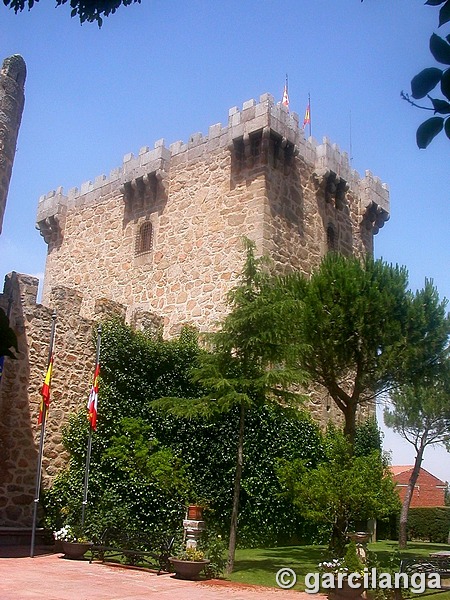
391;465;447;508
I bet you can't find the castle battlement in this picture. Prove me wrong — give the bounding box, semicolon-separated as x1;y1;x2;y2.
37;94;389;258
36;93;390;234
362;169;389;213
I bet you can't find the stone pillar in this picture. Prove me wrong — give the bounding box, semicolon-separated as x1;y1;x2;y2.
0;55;26;234
182;519;206;549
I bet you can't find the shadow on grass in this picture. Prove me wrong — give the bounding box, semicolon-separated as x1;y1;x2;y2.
229;542;450;591
367;541;450;568
232;545;327;572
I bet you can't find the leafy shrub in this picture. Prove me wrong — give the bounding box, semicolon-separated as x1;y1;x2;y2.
44;318;381;548
407;507;450;543
200;531;227;578
153;403;325;547
43;318;326;546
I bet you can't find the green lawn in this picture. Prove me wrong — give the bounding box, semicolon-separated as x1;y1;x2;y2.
226;541;450;597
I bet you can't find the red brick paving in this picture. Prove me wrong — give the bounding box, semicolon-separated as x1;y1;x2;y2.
0;546;322;599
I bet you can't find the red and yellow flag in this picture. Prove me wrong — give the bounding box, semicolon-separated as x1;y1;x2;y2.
87;363;100;430
38;355;54;425
303;103;311;127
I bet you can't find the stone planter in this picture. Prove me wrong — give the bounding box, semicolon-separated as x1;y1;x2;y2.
328;578;364;600
169;557;210;580
347;532;370;544
61;540;93;560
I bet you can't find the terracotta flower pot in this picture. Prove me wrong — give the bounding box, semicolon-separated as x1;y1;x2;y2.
61;540;93;560
169;557;210;580
187;505;204;520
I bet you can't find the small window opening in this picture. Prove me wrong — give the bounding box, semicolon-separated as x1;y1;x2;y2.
234;138;245;168
327;224;337;252
250;133;261;157
135;221;153;256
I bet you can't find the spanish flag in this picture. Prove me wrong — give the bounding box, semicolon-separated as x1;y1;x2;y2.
303;102;310;127
87;363;100;430
38;355;53;425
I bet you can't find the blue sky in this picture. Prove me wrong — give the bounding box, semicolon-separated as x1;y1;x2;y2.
1;1;449;482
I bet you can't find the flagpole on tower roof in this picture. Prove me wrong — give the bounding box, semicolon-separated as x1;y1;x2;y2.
303;93;311;138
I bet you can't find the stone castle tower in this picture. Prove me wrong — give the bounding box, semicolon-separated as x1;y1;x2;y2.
37;93;389;334
0;93;390;528
0;54;26;234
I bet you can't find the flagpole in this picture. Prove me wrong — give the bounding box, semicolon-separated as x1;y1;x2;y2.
308;93;312;139
349;109;353;166
81;324;102;530
30;310;57;558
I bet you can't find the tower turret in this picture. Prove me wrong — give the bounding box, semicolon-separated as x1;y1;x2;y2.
0;54;26;234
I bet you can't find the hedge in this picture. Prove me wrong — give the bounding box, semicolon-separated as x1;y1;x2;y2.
407;507;450;543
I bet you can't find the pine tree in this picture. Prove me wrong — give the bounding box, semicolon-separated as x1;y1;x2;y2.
155;238;307;572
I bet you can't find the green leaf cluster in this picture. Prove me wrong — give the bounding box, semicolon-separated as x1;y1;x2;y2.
384;376;450;451
43;320;204;537
260;254;448;446
277;426;400;554
406;507;450;543
153;404;325;546
3;0;142;26
407;0;450;147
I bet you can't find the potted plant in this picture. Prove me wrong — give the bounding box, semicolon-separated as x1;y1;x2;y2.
319;541;366;600
187;496;211;520
187;504;204;521
169;547;210;580
54;525;93;560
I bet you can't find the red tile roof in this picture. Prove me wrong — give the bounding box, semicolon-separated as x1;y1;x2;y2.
389;465;447;507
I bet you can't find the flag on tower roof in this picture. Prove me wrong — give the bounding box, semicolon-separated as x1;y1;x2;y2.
303;101;310;127
282;76;289;109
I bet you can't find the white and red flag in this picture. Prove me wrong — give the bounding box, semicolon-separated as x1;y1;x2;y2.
282;78;289;108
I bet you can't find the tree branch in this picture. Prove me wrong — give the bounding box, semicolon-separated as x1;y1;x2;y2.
401;91;434;112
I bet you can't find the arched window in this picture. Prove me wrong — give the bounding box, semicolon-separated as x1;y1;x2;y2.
135;221;153;256
326;223;337;252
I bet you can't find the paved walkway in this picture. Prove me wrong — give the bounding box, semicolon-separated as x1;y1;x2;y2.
0;546;321;600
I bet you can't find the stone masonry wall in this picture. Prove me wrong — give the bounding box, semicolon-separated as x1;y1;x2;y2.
0;273;124;527
0;55;26;234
